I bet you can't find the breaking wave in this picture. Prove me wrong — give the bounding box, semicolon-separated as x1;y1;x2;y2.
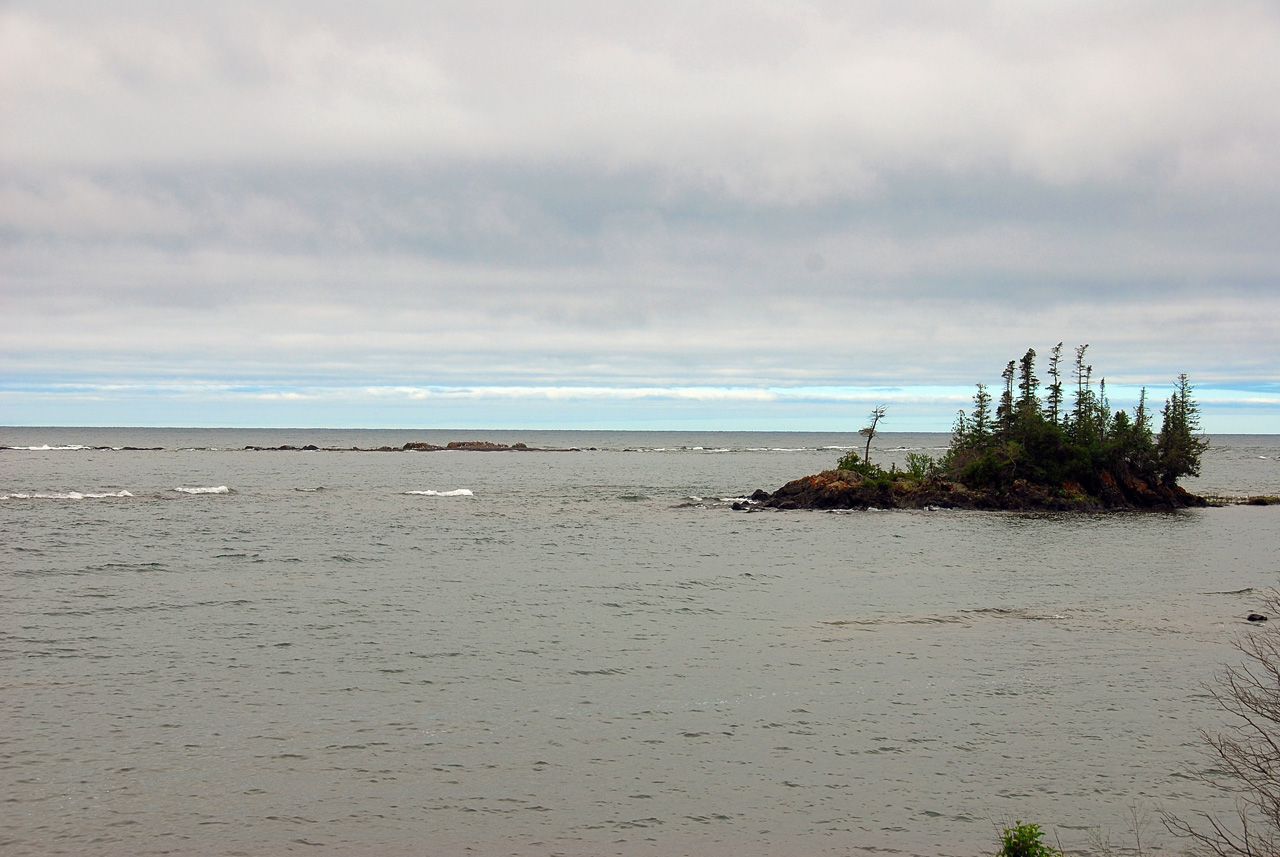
404;489;474;497
1;490;132;500
174;486;230;495
3;444;91;451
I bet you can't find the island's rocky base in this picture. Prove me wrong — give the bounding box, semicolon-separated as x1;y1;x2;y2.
746;469;1208;512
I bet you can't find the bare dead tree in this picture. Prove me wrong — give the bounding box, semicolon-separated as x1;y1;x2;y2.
1164;591;1280;856
860;405;886;467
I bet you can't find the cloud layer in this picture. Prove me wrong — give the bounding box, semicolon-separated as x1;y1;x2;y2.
3;1;1278;428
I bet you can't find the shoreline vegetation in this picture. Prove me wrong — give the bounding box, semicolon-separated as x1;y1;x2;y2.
748;344;1274;512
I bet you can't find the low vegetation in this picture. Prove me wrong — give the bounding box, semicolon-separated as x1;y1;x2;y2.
997;821;1063;857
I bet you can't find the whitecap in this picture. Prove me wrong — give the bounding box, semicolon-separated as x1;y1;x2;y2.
174;486;230;494
4;444;91;451
3;490;132;500
404;489;474;497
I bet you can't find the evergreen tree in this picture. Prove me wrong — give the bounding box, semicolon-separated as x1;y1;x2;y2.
1156;374;1208;485
971;383;993;442
1045;342;1064;425
1016;348;1040;424
1096;378;1111;443
1134;387;1151;438
1070;345;1095;443
996;360;1016;436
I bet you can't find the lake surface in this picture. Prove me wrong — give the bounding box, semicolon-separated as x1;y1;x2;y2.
3;429;1279;856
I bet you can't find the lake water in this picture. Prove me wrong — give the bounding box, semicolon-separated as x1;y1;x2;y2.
3;429;1279;856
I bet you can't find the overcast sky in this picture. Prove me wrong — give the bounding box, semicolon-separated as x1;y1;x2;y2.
2;1;1278;430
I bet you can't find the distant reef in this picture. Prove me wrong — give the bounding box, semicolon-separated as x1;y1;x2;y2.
242;440;581;452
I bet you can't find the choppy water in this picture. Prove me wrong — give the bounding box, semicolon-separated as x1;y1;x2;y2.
3;429;1279;857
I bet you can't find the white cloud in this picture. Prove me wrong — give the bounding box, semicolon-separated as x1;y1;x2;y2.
4;2;1278;199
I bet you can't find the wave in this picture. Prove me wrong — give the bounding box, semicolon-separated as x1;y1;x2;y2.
174;486;230;494
2;490;133;500
404;489;474;497
3;444;92;451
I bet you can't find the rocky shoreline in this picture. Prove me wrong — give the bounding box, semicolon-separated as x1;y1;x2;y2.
741;468;1216;512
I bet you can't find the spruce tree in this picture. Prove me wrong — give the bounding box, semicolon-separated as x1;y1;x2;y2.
1016;348;1040;426
996;360;1016;436
1046;342;1064;425
971;383;993;442
1156;374;1208;485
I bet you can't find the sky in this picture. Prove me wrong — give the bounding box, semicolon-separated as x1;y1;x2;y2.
2;1;1278;431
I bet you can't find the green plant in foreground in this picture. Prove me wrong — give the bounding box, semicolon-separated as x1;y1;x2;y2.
998;821;1063;857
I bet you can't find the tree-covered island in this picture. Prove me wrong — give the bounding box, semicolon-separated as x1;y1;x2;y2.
751;344;1212;511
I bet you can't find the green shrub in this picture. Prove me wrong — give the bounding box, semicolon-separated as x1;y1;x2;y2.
905;451;937;480
960;452;1003;488
834;450;895;489
836;450;862;471
998;821;1063;857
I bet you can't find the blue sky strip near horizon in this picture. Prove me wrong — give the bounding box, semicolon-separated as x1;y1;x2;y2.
2;2;1278;431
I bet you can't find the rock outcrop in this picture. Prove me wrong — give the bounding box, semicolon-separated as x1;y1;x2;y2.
750;469;1207;512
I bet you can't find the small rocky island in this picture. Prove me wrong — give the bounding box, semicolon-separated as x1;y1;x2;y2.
747;345;1214;512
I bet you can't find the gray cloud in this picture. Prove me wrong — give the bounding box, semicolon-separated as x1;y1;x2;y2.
2;1;1278;426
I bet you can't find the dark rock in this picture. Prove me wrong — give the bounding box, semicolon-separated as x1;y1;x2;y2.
446;441;510;451
402;442;443;451
1248;613;1269;622
302;445;318;451
753;467;1207;513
